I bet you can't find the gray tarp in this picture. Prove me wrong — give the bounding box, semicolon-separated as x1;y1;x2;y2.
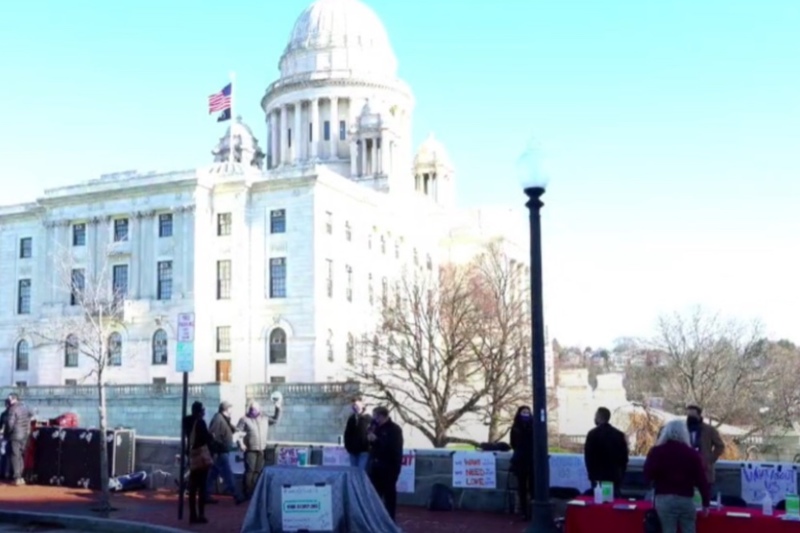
240;465;402;533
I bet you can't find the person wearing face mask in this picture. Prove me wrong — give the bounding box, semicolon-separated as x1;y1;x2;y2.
583;407;629;496
236;398;281;498
343;396;372;470
685;405;724;486
510;405;534;519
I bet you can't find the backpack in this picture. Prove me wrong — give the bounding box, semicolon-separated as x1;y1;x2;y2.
427;483;455;511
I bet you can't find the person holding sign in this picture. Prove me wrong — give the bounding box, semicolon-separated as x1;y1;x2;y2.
583;407;628;496
367;406;403;522
237;398;282;498
510;405;534;520
644;419;710;533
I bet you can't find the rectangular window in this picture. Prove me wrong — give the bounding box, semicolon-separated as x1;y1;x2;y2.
325;211;332;234
269;258;287;298
216;326;231;353
15;381;27;388
19;237;32;259
344;221;351;241
157;261;173;300
270;209;286;234
217;213;232;236
159;214;173;237
152;377;167;385
114;218;129;242
288;128;292;147
17;279;31;314
339;120;346;140
326;259;333;298
309;122;313;142
323;121;330;141
73;223;86;246
65;379;78;386
112;265;129;300
345;265;353;302
70;269;85;306
217;260;232;299
270;376;286;384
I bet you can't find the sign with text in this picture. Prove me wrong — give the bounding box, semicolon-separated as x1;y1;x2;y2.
277;446;311;467
452;452;496;489
740;462;798;505
281;484;333;532
175;312;195;373
397;451;416;493
176;313;195;342
550;454;591;493
321;446;350;467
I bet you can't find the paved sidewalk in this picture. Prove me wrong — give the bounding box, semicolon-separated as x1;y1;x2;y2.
0;484;529;533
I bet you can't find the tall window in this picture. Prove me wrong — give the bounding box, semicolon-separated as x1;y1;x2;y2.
157;261;172;300
270;209;286;234
368;274;374;305
70;269;85;306
19;237;32;259
108;332;122;366
216;326;231;353
323;120;330;141
344;221;352;241
426;254;433;270
159;214;173;237
413;248;419;266
339;120;346;140
325;212;333;234
269;258;287;298
114;218;129;242
64;334;79;368
15;340;29;371
217;260;232;299
112;265;129;300
372;335;380;367
326;330;334;362
380;236;386;254
72;223;86;246
152;329;168;365
381;277;388;306
217;213;232;236
345;265;353;302
17;279;31;315
394;242;400;259
269;328;287;364
308;122;313;141
346;334;355;365
325;259;333;297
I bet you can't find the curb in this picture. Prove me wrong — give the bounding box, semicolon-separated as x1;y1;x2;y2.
0;510;188;533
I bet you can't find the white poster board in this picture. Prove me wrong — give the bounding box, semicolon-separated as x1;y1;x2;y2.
740;462;798;505
276;446;311;467
281;484;333;532
397;450;416;493
550;454;591;493
321;446;351;467
227;450;245;475
452;452;497;489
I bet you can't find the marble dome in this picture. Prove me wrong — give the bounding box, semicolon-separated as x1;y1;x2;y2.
414;133;453;171
278;0;398;80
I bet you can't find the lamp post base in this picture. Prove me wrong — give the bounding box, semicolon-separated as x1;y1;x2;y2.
523;500;558;533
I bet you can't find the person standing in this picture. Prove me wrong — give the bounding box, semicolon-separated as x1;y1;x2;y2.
644;419;710;533
583;406;629;495
5;394;31;486
344;396;372;470
510;405;534;519
237;399;281;498
367;406;403;522
183;401;214;525
206;401;245;504
0;399;11;480
685;405;725;486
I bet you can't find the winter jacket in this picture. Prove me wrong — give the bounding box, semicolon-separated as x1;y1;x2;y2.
344;412;372;455
208;412;236;453
236;407;280;451
5;402;32;441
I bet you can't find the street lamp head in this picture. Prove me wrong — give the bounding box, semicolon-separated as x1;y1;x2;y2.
516;140;549;192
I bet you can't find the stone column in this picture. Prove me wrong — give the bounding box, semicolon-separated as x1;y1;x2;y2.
280;105;288;165
349;141;358;176
269;110;279;169
310;98;319;160
371;138;379;175
361;139;368;176
329;97;338;159
293;101;303;163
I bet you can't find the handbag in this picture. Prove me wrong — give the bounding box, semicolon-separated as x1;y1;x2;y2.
189;421;213;471
643;509;661;533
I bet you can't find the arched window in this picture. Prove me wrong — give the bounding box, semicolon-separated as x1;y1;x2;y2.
15;340;29;372
346;334;355;365
108;332;122;366
64;334;79;367
152;329;168;365
269;328;287;364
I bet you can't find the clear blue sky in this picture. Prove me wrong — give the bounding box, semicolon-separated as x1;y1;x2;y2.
1;0;798;347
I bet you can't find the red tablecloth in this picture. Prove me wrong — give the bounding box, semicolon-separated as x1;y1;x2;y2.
565;498;800;533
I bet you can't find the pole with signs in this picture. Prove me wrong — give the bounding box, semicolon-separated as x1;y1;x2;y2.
176;312;195;521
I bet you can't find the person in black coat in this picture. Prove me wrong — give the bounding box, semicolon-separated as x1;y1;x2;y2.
344;396;372;470
367;406;403;521
583;406;629;495
183;401;214;524
510;405;534;519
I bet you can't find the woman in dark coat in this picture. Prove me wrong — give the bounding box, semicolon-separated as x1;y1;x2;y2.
510;405;534;520
183;401;214;524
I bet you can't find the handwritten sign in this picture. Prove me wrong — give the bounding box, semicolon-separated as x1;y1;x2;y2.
740;462;798;504
321;446;350;467
452;452;496;489
397;451;415;493
276;446;311;467
549;454;591;493
281;484;333;532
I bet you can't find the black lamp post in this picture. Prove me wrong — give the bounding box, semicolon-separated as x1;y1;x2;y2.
519;145;557;533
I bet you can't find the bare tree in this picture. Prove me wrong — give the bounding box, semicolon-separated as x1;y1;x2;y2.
30;247;129;515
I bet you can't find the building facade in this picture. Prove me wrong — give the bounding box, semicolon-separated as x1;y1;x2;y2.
0;0;519;388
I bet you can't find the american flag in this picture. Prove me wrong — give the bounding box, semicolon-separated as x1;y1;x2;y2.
208;83;232;114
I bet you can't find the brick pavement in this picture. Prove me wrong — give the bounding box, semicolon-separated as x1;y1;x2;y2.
0;484;529;533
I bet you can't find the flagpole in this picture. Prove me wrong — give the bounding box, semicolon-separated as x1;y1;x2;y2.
229;71;236;164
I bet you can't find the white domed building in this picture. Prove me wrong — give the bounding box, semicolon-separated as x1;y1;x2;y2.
0;0;521;388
